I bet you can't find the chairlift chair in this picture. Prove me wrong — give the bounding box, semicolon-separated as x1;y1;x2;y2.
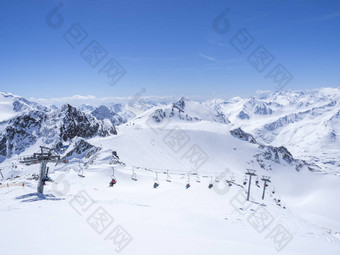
214;173;220;183
131;167;138;181
227;180;232;187
78;162;85;178
78;170;85;178
109;178;117;187
109;167;116;187
153;172;159;188
196;174;201;183
186;174;191;189
255;177;260;187
208;176;213;189
231;174;235;183
166;170;171;182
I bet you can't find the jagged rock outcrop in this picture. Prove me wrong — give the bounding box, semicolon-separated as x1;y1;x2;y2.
0;111;47;159
230;128;257;144
55;104;116;141
63;138;101;159
230;127;319;171
0;104;117;162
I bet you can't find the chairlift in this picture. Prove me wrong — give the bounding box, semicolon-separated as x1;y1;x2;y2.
166;170;171;182
153;172;159;188
272;187;276;194
255;177;260;187
109;178;117;187
78;162;85;178
196;174;201;183
186;174;191;189
215;173;220;183
78;169;85;178
227;180;232;187
41;167;52;186
109;167;116;187
208;176;213;189
131;167;137;181
231;174;235;183
111;167;115;178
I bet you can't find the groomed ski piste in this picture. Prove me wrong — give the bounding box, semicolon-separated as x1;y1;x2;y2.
1;109;340;255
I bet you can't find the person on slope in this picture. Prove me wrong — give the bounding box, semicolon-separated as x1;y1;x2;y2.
109;178;117;187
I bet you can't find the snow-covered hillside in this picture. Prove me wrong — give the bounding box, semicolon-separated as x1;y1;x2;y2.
212;88;340;173
1;88;340;255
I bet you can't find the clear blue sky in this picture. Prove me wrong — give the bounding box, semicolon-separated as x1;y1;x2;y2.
0;0;339;99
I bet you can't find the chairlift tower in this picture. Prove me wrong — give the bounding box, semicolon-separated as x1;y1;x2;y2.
19;146;61;194
245;169;257;201
261;176;271;200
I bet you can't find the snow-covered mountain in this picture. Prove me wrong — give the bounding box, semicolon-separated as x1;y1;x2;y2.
0;92;50;122
143;97;230;124
1;88;340;255
213;88;340;173
1;88;340;173
0;103;116;163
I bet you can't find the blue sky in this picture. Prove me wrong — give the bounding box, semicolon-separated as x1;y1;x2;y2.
0;0;339;99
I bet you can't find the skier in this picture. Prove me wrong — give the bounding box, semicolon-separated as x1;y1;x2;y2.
208;183;213;189
41;176;50;186
109;178;117;187
153;182;159;188
186;183;190;189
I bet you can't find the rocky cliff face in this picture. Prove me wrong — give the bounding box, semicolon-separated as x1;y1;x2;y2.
230;127;319;171
0;104;116;162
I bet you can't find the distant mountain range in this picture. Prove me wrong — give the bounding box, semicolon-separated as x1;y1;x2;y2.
0;88;339;173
